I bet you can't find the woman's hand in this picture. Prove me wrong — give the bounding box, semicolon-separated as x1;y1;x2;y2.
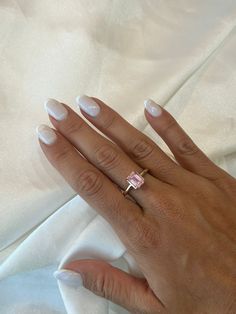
37;96;236;313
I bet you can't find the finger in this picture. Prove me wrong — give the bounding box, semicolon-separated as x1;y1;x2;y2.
44;98;171;208
75;95;192;187
144;99;224;181
36;124;143;248
54;259;165;313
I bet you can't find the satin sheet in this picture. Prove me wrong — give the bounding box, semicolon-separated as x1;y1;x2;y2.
0;1;236;313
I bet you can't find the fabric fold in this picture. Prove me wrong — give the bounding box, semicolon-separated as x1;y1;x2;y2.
1;1;236;313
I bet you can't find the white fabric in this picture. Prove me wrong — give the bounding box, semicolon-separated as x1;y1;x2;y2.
0;1;236;313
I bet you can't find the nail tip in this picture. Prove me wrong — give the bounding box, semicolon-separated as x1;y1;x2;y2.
44;98;52;109
144;99;150;108
35;125;40;134
76;94;88;105
53;270;61;280
53;269;68;280
144;98;162;117
75;95;81;105
53;269;84;287
35;124;46;134
44;97;61;107
36;124;57;145
75;95;100;117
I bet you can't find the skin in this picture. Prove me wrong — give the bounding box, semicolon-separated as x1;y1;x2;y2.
38;97;236;313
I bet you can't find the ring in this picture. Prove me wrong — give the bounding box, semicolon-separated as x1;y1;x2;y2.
122;168;149;196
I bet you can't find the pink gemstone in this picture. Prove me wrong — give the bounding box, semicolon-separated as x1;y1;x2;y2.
126;171;144;189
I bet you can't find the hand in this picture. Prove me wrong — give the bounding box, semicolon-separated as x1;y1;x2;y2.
37;96;236;313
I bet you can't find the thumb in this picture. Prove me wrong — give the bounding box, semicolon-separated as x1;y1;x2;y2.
54;259;165;313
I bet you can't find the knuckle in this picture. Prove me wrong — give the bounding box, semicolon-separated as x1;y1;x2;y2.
152;156;177;178
129;217;161;253
93;273;116;301
101;113;117;130
85;272;114;301
75;169;103;197
160;117;176;135
63;119;84;136
86;273;105;296
141;222;160;249
53;146;72;164
159;115;199;157
98;274;112;300
149;192;185;222
166;203;185;222
105;198;127;224
148;193;170;211
176;137;199;156
94;144;121;170
131;137;155;161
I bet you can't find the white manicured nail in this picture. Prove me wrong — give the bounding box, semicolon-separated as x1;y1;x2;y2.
44;98;68;121
144;99;162;117
36;124;57;145
54;269;83;288
76;95;100;117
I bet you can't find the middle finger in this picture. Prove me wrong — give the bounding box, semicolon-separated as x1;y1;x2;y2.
77;96;192;187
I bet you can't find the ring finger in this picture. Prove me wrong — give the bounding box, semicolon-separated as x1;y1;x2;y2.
44;99;170;208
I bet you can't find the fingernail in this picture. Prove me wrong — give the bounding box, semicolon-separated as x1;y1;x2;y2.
44;98;68;121
76;95;100;117
36;124;57;145
54;269;83;288
144;99;162;117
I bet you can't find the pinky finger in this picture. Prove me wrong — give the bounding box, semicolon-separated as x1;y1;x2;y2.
144;99;224;181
